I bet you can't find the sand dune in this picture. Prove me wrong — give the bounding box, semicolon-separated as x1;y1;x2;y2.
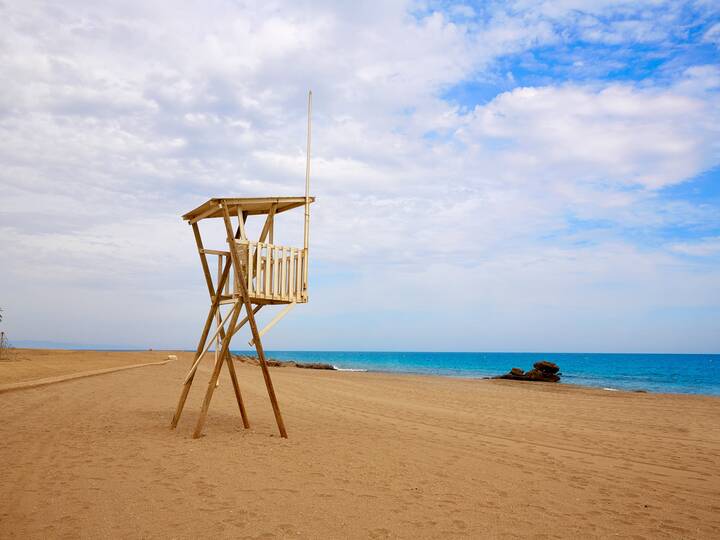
1;350;719;538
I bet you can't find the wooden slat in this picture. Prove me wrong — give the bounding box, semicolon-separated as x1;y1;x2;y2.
264;245;271;298
279;247;287;300
285;249;291;300
248;244;254;295
224;255;230;295
272;246;279;298
256;242;263;295
296;250;300;300
289;248;296;300
200;248;230;256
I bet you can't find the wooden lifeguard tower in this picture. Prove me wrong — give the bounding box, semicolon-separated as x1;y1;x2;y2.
171;92;315;439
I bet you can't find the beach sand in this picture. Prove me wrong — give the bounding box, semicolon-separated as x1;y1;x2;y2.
1;350;719;538
0;348;175;385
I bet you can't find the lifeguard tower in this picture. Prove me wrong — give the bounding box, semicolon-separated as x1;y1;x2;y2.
171;93;315;439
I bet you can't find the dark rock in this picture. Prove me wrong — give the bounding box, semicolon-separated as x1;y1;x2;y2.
533;361;560;375
265;360;285;367
493;362;561;383
233;355;334;370
296;362;335;370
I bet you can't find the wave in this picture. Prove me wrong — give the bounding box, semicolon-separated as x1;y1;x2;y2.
333;366;368;372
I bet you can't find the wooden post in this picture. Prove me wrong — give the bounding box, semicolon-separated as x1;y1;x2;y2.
192;302;244;438
303;90;312;290
172;222;250;430
204;219;251;428
214;255;222;386
220;202;288;438
184;301;240;383
171;256;232;428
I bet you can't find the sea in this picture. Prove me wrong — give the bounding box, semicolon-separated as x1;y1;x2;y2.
236;350;720;396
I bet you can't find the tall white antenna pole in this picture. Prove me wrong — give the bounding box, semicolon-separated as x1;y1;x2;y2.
303;90;312;291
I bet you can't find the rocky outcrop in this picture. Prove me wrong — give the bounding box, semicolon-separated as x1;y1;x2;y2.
494;361;561;383
295;362;335;370
233;355;335;371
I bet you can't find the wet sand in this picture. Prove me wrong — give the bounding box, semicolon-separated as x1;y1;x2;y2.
1;349;719;538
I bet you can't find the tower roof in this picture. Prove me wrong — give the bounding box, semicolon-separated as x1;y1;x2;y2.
182;196;315;222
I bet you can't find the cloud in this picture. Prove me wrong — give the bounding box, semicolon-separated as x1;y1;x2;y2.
703;22;720;46
462;69;720;191
0;0;719;351
670;237;720;257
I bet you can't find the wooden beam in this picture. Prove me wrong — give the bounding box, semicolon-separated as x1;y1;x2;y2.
248;302;296;347
216;202;288;438
192;222;216;295
184;301;240;383
189;204;221;224
192;300;243;438
231;304;263;335
236;207;248;240
258;204;277;243
185;222;249;429
171;255;232;428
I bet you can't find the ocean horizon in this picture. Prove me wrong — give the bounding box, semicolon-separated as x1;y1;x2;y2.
233;350;720;397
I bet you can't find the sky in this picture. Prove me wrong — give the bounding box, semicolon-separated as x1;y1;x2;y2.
0;0;719;353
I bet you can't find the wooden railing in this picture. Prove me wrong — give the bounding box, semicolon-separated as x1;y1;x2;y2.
236;241;307;303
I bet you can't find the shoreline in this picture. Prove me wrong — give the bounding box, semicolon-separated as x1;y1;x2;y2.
250;354;720;398
3;348;719;398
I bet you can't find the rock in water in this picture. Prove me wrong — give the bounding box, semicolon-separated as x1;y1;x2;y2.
533;361;560;375
296;362;335;370
494;361;561;383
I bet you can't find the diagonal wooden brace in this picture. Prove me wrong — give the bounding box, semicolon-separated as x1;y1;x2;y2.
248;302;296;347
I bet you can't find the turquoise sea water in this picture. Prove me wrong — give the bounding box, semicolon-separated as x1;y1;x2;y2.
238;351;720;396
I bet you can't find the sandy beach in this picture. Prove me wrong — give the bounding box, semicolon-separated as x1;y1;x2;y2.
1;349;719;539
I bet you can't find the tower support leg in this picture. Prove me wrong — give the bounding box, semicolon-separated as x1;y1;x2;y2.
171;248;232;429
171;296;223;428
221;203;288;438
193;302;243;438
